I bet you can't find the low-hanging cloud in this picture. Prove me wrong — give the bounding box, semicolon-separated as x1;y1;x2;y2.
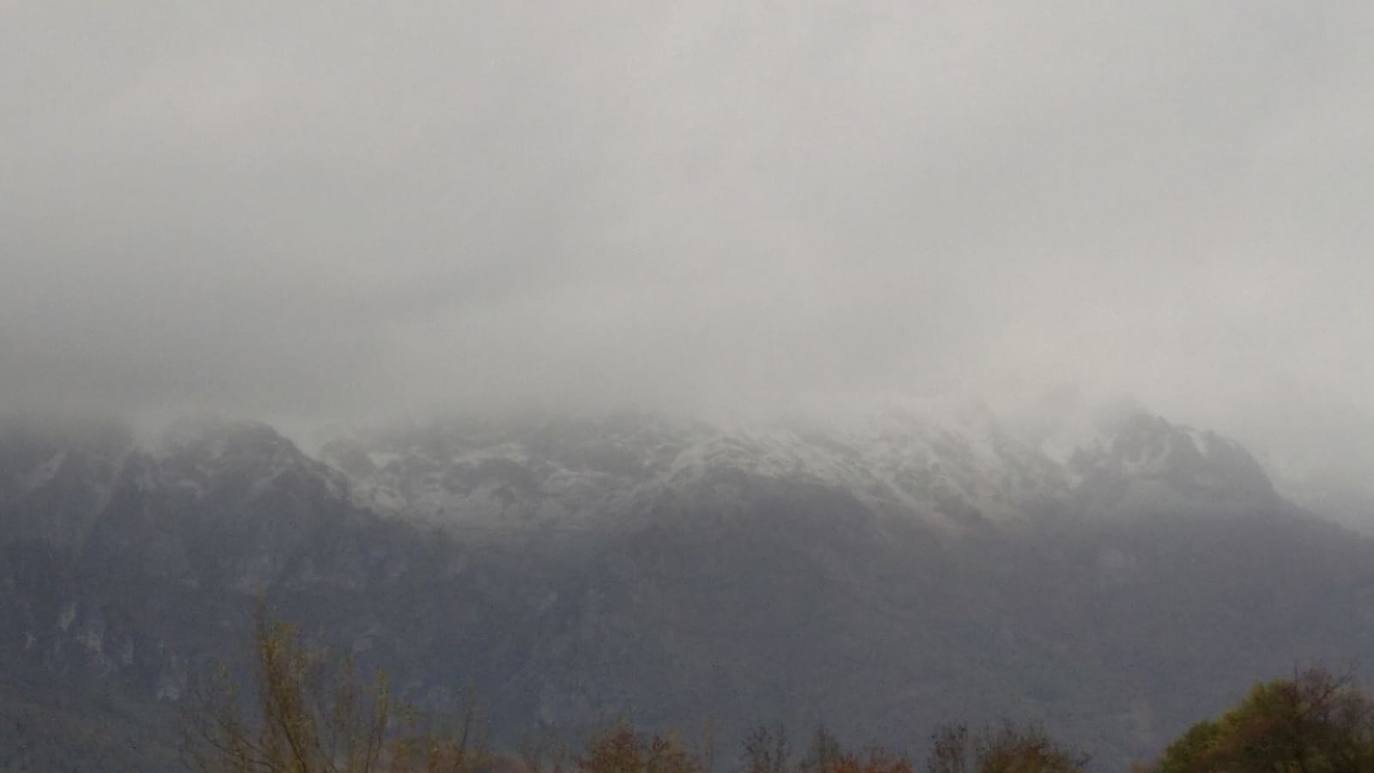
3;0;1374;476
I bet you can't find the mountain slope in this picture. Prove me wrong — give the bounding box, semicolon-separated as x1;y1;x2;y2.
0;410;1368;771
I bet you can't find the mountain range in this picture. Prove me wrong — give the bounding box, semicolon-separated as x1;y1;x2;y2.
0;405;1370;771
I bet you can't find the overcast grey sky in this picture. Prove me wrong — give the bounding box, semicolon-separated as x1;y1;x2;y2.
3;1;1374;468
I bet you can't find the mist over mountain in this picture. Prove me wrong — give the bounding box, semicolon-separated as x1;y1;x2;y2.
5;3;1374;771
5;2;1374;531
2;406;1372;770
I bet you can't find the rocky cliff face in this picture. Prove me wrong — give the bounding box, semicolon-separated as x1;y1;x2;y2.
1067;412;1281;520
0;409;1367;772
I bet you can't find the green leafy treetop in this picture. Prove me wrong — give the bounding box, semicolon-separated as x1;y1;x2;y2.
1153;668;1374;773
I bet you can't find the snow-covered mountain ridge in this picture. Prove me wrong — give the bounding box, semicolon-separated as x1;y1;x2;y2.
317;406;1284;532
0;405;1285;549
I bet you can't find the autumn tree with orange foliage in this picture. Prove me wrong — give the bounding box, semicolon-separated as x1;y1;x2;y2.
827;748;914;773
925;722;1086;773
576;724;703;773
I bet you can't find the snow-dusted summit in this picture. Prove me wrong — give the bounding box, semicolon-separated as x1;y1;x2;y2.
319;405;1284;532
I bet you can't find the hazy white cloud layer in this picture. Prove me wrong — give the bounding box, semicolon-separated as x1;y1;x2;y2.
4;1;1374;461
